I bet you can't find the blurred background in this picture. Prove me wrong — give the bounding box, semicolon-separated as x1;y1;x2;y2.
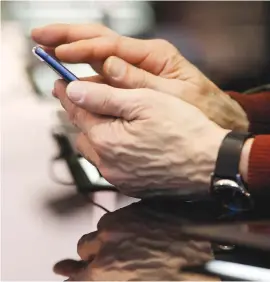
1;1;270;280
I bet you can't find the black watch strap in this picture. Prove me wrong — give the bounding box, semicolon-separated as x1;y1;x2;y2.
215;131;253;179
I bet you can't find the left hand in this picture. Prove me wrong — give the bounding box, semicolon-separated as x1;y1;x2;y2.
32;23;248;131
53;79;228;197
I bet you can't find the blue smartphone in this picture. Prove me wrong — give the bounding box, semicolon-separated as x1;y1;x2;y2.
32;46;79;82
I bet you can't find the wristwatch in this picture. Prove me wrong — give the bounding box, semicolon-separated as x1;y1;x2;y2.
210;131;254;212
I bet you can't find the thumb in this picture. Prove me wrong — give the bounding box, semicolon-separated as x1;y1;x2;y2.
66;81;142;120
103;56;170;91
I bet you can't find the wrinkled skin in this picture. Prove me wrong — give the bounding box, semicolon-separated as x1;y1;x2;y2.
31;23;246;197
53;80;228;197
32;23;248;131
53;201;219;281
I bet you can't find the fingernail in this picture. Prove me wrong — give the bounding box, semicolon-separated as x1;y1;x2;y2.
66;82;86;103
107;57;127;79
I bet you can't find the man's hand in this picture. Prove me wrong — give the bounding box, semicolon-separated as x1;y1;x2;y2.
32;23;248;131
54;79;228;197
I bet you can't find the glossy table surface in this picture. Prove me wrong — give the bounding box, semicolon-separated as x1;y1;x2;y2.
53;199;270;281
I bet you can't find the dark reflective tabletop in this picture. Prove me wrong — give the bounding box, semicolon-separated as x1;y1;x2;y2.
54;199;270;281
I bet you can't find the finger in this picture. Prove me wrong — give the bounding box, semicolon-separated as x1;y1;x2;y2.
32;24;115;75
52;75;103;99
77;231;101;260
41;46;56;56
54;80;107;133
89;60;104;76
66;81;144;121
53;259;86;276
33;24;183;78
55;37;175;75
76;133;100;167
54;79;75;113
79;75;105;84
31;23;116;47
54;75;104;99
103;56;173;92
79;73;196;110
42;45;105;75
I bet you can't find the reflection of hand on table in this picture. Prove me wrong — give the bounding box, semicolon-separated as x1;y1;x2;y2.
54;201;218;281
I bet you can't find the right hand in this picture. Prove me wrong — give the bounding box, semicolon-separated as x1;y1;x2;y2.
53;79;228;197
32;23;248;131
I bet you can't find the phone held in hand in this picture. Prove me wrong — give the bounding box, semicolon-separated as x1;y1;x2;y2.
32;46;78;83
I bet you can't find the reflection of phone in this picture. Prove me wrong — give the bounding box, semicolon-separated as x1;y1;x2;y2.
32;46;78;82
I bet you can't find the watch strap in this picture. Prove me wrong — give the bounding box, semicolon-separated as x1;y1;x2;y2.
215;131;253;179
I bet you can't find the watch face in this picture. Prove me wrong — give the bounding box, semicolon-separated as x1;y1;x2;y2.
213;179;253;212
